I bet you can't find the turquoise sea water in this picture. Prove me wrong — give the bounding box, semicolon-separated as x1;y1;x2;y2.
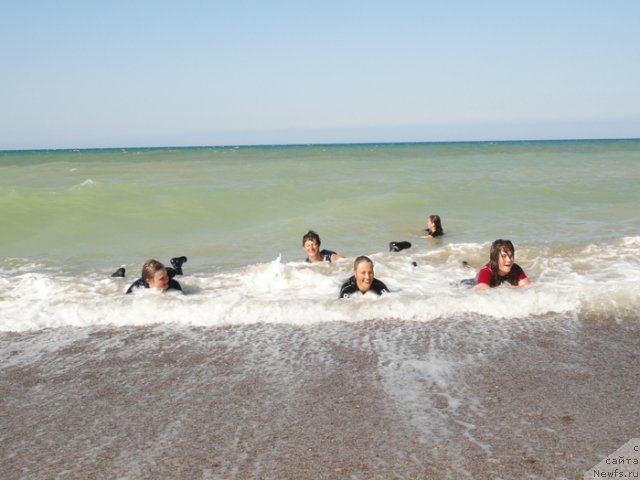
1;139;639;330
2;140;639;267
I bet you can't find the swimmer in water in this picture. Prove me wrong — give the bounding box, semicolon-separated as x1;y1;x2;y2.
339;256;389;298
126;259;183;294
474;239;530;291
303;230;344;263
421;214;444;238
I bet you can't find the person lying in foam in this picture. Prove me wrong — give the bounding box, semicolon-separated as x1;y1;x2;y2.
339;256;388;298
126;258;183;294
474;239;530;291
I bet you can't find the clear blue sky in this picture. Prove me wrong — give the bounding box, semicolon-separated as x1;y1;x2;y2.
2;1;639;149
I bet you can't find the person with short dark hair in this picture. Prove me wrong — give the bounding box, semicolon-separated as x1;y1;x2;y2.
302;230;344;263
339;256;388;298
126;259;183;294
474;239;530;291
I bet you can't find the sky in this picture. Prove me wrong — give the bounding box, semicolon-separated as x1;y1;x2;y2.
1;1;640;150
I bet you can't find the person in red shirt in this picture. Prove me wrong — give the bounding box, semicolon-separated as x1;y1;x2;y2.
474;239;530;291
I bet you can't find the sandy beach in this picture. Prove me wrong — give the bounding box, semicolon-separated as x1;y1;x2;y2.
1;316;638;479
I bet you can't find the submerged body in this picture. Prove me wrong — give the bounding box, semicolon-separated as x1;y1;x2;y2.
303;230;344;263
126;277;182;294
422;214;444;238
339;276;388;298
475;263;527;288
126;259;183;294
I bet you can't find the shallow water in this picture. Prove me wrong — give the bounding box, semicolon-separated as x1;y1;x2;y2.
2;318;639;479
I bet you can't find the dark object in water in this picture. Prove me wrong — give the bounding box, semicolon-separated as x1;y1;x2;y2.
111;267;126;278
170;256;187;276
389;241;411;252
411;261;418;267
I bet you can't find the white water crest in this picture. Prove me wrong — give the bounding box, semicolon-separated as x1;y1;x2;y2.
2;237;639;332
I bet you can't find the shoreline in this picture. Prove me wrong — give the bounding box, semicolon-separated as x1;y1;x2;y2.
1;317;638;479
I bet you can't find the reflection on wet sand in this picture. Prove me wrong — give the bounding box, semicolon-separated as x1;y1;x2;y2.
1;317;638;479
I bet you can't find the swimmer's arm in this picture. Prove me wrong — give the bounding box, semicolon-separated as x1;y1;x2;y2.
473;267;490;291
330;252;345;262
473;283;490;292
516;266;530;287
419;228;431;238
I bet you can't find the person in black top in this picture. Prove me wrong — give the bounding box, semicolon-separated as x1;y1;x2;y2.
303;230;344;263
126;259;183;294
339;256;388;298
422;214;444;238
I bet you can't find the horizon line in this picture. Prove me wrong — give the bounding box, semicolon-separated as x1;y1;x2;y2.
2;136;639;154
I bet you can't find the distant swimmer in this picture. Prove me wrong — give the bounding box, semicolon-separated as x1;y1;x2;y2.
126;259;183;294
339;256;389;298
303;230;344;263
474;239;530;291
421;214;444;238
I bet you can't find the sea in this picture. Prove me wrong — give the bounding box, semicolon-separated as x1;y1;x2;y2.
1;140;639;479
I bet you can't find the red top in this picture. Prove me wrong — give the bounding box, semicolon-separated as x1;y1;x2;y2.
476;264;527;287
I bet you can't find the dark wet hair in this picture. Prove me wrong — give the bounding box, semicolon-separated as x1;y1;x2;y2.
488;239;515;286
302;230;321;246
353;255;373;272
489;239;522;287
429;215;444;235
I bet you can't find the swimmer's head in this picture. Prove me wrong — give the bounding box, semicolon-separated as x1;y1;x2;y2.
141;259;170;290
489;239;515;276
428;214;443;234
353;256;375;293
353;255;373;271
302;230;321;247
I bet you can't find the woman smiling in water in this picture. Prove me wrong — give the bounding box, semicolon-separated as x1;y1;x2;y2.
339;256;389;298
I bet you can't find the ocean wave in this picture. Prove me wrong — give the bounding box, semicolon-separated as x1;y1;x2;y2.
70;179;96;189
1;238;639;332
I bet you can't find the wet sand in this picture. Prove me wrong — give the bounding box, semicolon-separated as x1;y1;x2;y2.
1;317;639;479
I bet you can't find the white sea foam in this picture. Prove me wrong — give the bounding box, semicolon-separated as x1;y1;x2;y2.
1;237;639;332
70;178;96;189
